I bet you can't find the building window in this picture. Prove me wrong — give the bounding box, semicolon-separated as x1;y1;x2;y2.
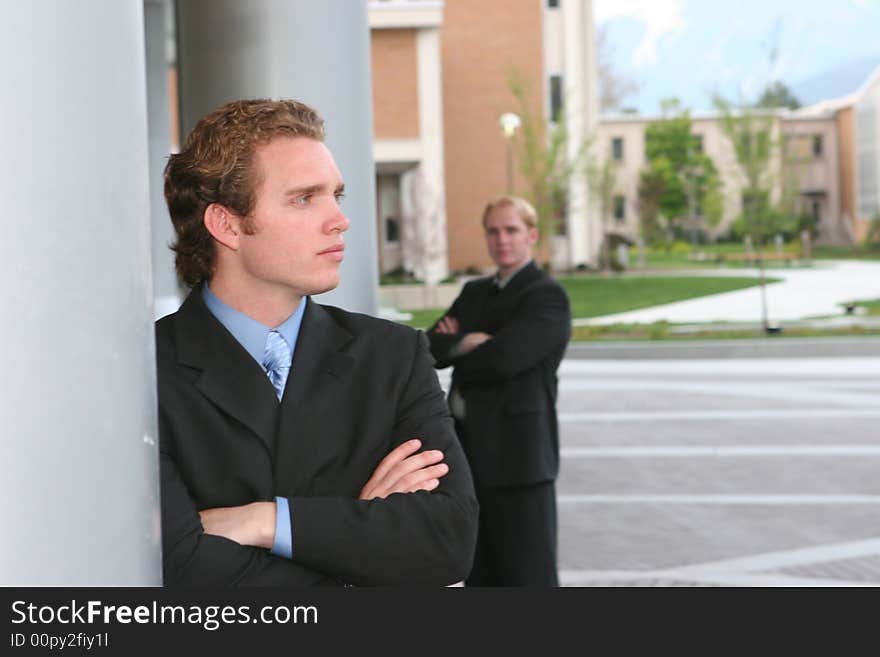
547;0;559;7
813;134;823;157
812;200;821;224
611;137;624;161
376;173;402;245
549;75;563;123
385;217;400;243
692;134;703;153
613;195;625;222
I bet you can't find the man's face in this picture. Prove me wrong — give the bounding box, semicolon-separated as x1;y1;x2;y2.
483;204;537;274
235;136;349;298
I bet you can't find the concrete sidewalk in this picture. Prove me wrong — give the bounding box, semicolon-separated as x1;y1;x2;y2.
565;336;880;359
580;260;880;325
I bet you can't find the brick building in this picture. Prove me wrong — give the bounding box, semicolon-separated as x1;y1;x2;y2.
369;0;601;281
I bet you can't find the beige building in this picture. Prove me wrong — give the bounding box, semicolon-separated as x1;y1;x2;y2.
368;0;601;281
785;108;844;243
596;65;880;248
597;108;854;245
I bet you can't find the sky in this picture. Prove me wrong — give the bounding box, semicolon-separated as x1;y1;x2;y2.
594;0;880;115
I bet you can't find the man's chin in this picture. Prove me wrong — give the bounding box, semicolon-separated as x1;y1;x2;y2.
306;274;340;296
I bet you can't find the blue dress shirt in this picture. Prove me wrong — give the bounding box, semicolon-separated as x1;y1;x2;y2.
201;284;306;559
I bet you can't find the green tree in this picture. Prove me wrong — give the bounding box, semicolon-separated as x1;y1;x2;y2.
584;153;618;272
714;95;797;330
507;71;581;249
756;81;801;110
638;99;723;247
864;212;880;250
637;161;669;246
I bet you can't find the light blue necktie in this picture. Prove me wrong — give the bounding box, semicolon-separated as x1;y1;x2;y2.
262;330;291;401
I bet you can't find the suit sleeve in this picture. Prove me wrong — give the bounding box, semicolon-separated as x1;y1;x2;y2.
287;331;479;586
159;420;337;587
453;282;571;387
425;292;465;369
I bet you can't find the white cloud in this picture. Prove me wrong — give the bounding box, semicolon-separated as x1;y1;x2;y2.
594;0;685;69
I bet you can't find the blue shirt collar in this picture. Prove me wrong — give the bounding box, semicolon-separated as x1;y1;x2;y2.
201;284;307;367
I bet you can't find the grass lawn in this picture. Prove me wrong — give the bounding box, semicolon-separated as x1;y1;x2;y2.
633;243;880;269
558;275;777;320
848;298;880;316
400;275;776;328
813;245;880;260
644;251;802;270
404;308;447;329
571;322;880;341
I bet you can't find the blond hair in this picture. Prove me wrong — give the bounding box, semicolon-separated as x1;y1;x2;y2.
481;196;538;229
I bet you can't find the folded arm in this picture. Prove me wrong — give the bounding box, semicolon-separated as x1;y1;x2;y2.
452;283;571;386
287;331;478;586
175;332;478;586
160;450;336;587
426;297;465;369
198;438;450;550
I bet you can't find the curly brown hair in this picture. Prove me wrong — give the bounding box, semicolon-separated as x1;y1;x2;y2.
164;98;325;287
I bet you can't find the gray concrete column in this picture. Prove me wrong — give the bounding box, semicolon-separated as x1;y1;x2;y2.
0;2;161;584
145;0;183;319
176;0;380;314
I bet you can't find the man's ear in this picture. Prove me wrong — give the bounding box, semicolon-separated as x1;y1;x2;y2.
204;203;241;251
527;226;539;245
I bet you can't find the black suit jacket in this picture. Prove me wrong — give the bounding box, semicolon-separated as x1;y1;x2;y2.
427;262;571;487
156;288;478;586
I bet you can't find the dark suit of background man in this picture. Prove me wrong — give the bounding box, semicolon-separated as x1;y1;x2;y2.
427;197;571;586
156;98;477;586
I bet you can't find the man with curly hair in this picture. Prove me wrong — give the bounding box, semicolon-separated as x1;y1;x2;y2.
157;98;477;586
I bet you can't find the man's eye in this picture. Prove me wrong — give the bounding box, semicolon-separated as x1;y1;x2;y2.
334;192;346;203
293;195;312;207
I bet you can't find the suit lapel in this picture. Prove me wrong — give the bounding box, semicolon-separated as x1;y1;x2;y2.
174;288;279;452
276;302;354;470
479;261;545;331
498;260;543;297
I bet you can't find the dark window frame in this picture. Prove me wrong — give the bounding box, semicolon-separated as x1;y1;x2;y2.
549;75;563;123
611;136;624;161
613;195;626;222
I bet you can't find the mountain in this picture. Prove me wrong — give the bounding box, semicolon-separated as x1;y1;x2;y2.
790;56;880;105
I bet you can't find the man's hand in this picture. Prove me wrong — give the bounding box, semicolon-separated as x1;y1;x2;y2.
434;316;459;335
199;501;276;549
359;439;449;500
458;331;492;355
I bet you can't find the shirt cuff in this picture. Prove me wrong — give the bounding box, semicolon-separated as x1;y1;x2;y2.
271;496;293;559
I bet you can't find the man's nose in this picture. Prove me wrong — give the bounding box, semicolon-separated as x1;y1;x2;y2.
328;207;350;234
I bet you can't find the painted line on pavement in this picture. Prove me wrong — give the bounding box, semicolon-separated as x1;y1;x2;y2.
558;569;873;587
678;536;880;575
557;494;880;504
560;445;880;457
559;408;880;422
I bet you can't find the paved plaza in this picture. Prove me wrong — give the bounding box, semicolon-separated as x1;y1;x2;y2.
435;260;880;586
580;260;880;325
554;352;880;586
441;348;880;586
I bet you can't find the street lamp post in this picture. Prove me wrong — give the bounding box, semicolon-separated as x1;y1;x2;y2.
499;112;521;194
